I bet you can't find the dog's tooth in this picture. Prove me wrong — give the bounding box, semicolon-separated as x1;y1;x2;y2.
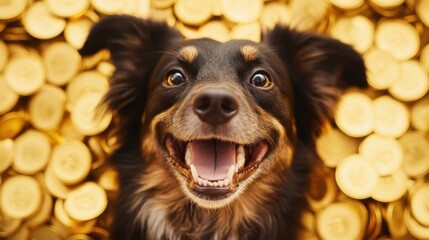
237;145;245;155
185;145;191;165
197;177;203;186
190;164;198;183
237;153;245;170
207;181;214;187
228;165;235;183
217;180;224;187
223;178;229;187
203;179;208;187
213;181;218;187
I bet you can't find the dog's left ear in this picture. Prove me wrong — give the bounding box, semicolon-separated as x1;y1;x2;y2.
263;26;367;141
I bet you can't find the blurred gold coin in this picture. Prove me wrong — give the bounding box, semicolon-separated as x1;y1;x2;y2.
316;201;363;240
96;61;115;77
370;169;407;202
174;0;212;26
0;139;13;173
59;116;84;141
404;207;429;239
7;224;29;240
7;43;29;57
90;0;127;14
389;60;429;102
411;96;429;132
221;0;263;23
0;75;19;115
65;15;97;50
51;140;92;185
375;19;419;61
27;190;53;228
372;95;409;138
316;127;359;168
44;165;73;199
13;130;51;174
31;225;63;240
148;8;176;27
327;0;364;10
359;134;403;176
0;40;8;72
421;44;429;72
46;0;89;18
410;183;429;226
386;201;407;238
4;53;45;96
260;2;292;29
71;92;112;136
369;0;404;8
416;0;429;27
0;112;27;140
289;0;328;31
0;211;21;237
22;1;66;40
67;234;93;240
307;168;337;211
364;48;399;90
54;198;96;233
98;167;119;192
176;22;199;40
0;175;42;219
335;154;378;199
399;131;429;178
64;182;108;221
197;21;230;43
334;91;374;138
29;85;66;131
43;42;81;86
151;0;176;9
66;71;109;112
230;22;261;42
330;15;374;53
0;0;27;20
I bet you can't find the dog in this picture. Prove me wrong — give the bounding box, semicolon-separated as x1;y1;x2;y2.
80;15;367;240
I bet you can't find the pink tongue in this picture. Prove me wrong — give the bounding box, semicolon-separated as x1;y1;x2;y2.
190;140;236;181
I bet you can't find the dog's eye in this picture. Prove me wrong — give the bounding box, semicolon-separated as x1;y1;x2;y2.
165;72;186;86
251;73;272;88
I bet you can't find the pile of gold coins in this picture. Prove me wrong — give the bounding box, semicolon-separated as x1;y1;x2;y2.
0;0;429;239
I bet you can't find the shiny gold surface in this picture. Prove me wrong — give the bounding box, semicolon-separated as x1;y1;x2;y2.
0;0;429;239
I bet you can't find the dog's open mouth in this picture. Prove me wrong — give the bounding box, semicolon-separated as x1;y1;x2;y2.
165;135;269;198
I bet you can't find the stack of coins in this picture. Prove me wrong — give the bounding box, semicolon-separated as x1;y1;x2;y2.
0;0;429;239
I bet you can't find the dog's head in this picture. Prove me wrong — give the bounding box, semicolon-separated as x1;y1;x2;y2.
80;15;366;209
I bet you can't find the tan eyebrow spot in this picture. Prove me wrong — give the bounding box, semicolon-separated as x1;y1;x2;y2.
178;46;198;63
240;45;259;62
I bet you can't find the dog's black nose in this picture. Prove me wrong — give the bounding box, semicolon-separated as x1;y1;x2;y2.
193;88;239;125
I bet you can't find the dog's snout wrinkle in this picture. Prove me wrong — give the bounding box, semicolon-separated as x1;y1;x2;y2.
193;88;239;126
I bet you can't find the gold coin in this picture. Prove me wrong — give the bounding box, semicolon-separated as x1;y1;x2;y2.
98;167;119;192
334;91;374;138
45;0;89;18
67;234;93;240
174;0;212;26
51;140;92;185
364;48;399;90
64;14;97;49
260;2;292;30
221;0;263;24
372;95;409;138
365;202;382;239
386;201;407;238
335;154;378;199
411;96;429;132
370;169;407;202
327;0;364;10
151;0;176;9
0;112;28;140
27;189;53;228
399;131;429;178
59;116;85;141
71;92;112;136
4;53;45;96
8;225;29;240
96;61;116;77
375;19;419;61
90;0;127;14
410;183;429;226
389;60;429;102
316;201;363;240
230;22;261;42
369;0;404;8
30;225;63;240
421;44;429;73
0;75;19;115
197;21;230;43
64;182;108;221
0;0;27;21
44;165;73;199
289;0;329;31
29;85;66;131
0;40;8;72
416;0;429;27
66;71;109;112
43;42;81;86
0;175;42;219
7;43;29;57
54;198;96;233
359;134;403;176
307;167;337;211
22;1;66;40
316;127;359;168
148;8;176;27
404;207;429;239
0;211;21;237
330;15;374;53
13;130;51;174
0;139;13;173
175;22;199;39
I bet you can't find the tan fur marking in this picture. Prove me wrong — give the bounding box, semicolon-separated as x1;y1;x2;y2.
240;45;259;62
179;46;198;63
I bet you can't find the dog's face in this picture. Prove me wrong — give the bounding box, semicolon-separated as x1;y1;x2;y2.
80;16;366;209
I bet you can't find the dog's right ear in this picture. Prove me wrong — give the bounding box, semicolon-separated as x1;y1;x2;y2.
80;15;182;117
